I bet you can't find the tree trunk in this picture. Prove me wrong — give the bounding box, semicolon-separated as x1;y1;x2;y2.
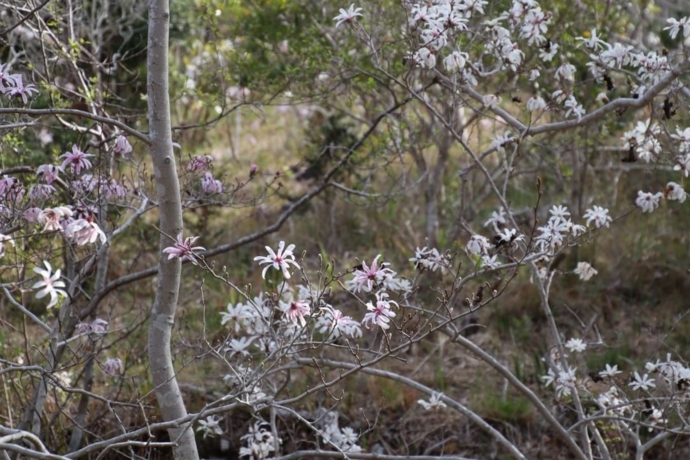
146;0;199;458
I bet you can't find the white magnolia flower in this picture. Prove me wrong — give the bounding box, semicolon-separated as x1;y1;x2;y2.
674;155;690;177
490;132;515;153
414;47;436;68
32;261;68;309
629;372;656;391
635;191;663;213
574;262;598;281
664;182;687;203
584;206;612;228
664;17;690;40
496;228;518;243
564;96;585;120
409;246;448;272
565;338;587;353
599;364;623;379
225;337;255;357
555;63;576;82
539;42;558;61
556;367;577;398
197;416;224;439
254;241;300;279
334;4;363;27
481;255;500;269
527;95;546;112
484;208;508;230
316;305;362;340
466;234;491;255
482;94;500;109
549;205;571;221
220;302;253;332
600;43;633;68
418;392;447;410
542;368;557;387
444;51;468;72
576;29;607;50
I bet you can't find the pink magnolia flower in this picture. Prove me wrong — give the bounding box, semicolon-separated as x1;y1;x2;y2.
90;318;109;334
254;241;300;279
113;134;132;156
32;261;68;309
103;358;124;376
65;218;107;245
36;165;62;184
38;206;73;232
201;172;223;194
362;291;398;330
76;318;108;335
350;255;394;293
60;145;94;174
163;234;205;265
101;180;127;201
24;207;42;223
0;175;24;202
187;155;213;172
3;74;38;104
280;299;311;326
29;184;56;202
249;164;259;177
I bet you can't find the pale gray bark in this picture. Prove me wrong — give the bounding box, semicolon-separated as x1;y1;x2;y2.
146;0;199;458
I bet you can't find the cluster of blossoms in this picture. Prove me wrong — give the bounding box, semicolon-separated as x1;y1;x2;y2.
321;412;362;453
204;243;421;449
409;246;450;273
75;318;109;335
347;254;412;293
239;421;281;459
544;344;689;431
186;155;224;196
331;1;690;135
635;183;687;213
535;205;587;254
0;63;38;103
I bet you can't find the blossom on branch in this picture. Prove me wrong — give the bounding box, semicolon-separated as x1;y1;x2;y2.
60;145;94;175
65;218;107;245
254;241;300;279
163;234;205;265
635;191;663;213
32;261;68;309
573;262;598;281
334;4;363;27
113;135;132;156
362;290;397;330
584;206;612;228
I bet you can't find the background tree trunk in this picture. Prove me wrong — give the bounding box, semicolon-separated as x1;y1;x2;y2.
146;0;199;458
